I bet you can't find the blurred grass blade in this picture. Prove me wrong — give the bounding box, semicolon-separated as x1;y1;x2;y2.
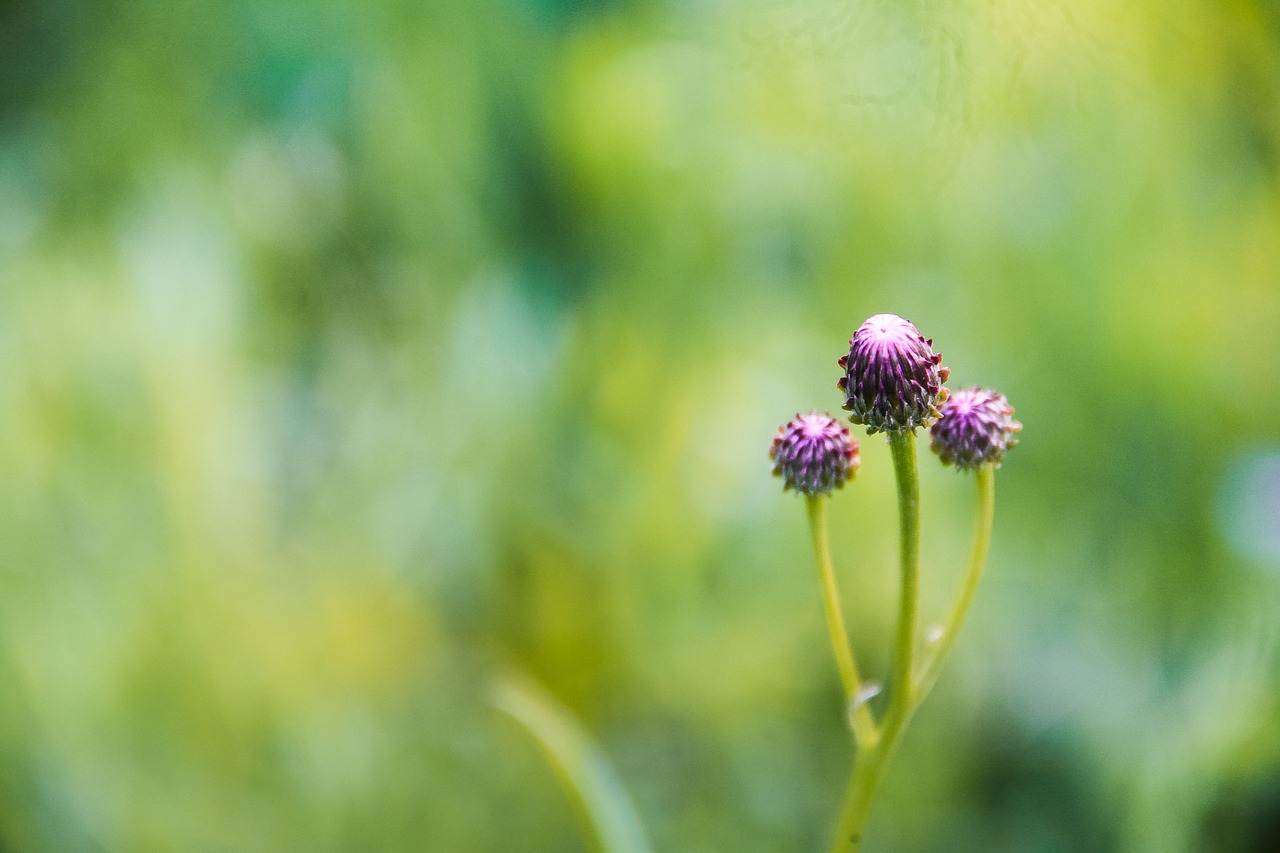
492;672;653;853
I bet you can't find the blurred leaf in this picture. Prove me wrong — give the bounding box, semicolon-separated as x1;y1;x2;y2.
492;672;653;853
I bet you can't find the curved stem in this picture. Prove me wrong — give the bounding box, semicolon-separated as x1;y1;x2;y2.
915;464;995;702
826;430;922;852
806;495;878;747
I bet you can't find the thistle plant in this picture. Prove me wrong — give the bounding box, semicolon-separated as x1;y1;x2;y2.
773;313;1021;851
498;313;1020;853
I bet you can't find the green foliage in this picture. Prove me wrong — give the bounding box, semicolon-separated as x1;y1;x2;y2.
493;672;653;853
2;0;1279;850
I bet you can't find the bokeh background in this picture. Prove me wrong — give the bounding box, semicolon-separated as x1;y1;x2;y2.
3;0;1280;850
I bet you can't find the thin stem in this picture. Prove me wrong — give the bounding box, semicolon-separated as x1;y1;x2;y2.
806;495;878;747
884;431;921;730
915;464;995;702
826;429;923;852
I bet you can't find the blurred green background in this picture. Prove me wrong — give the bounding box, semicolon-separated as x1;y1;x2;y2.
3;0;1280;850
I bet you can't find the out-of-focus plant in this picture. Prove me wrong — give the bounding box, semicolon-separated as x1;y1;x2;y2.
492;672;653;853
772;313;1021;851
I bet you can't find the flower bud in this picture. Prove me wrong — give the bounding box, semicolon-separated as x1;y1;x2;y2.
929;387;1022;470
770;412;860;496
837;314;950;434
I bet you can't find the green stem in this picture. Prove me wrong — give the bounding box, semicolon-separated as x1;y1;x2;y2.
806;495;878;747
915;464;995;702
826;430;921;852
827;745;882;853
884;430;921;732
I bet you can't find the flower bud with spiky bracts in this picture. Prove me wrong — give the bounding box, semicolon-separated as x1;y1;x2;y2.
770;412;860;496
929;387;1022;470
837;314;950;434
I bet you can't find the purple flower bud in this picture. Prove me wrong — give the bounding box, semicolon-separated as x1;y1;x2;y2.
929;387;1022;470
837;314;950;434
770;412;860;496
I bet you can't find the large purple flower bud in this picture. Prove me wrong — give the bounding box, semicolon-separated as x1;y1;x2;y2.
837;314;950;434
929;387;1022;470
770;412;860;496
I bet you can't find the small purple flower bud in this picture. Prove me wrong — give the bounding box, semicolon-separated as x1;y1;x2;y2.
770;412;860;496
837;314;950;434
929;387;1022;470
